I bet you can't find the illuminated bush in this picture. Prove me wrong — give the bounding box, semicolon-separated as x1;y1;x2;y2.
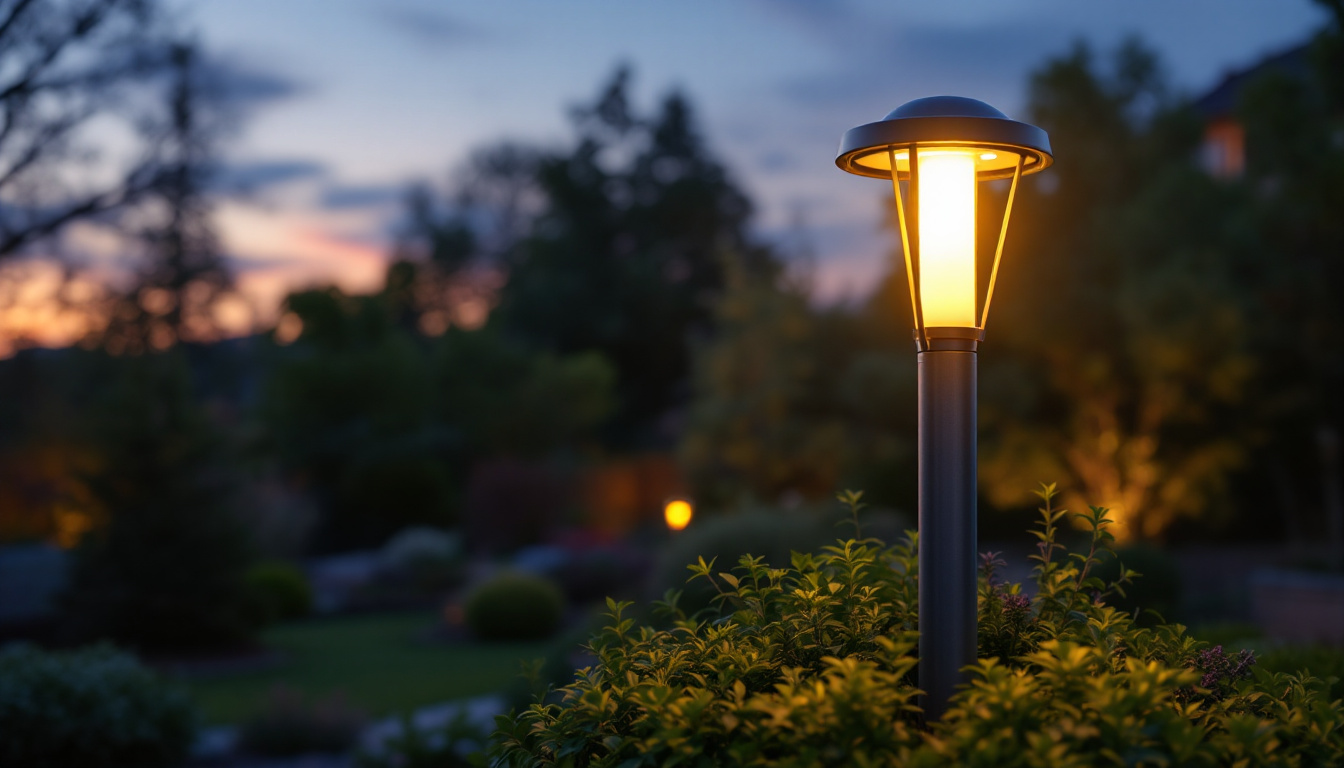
491;487;1344;766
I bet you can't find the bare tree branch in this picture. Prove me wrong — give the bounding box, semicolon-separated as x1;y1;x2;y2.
0;0;169;262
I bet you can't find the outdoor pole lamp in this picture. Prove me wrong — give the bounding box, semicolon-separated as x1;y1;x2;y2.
835;96;1052;719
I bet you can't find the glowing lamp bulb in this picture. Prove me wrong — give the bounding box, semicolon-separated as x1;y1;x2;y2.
664;499;692;531
917;150;977;327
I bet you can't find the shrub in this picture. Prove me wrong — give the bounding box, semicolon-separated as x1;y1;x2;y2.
464;460;570;553
237;685;367;757
491;486;1344;766
644;504;898;616
1090;541;1183;622
243;560;314;626
0;643;196;768
501;609;609;712
553;546;642;605
337;455;456;544
1258;644;1344;702
382;526;465;591
464;571;566;641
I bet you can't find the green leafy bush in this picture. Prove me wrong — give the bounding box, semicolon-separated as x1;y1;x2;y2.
243;559;314;626
645;504;906;616
237;685;367;757
0;643;197;768
1258;645;1344;702
491;486;1344;766
465;571;566;641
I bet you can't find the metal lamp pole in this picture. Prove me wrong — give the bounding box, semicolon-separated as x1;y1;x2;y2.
835;96;1053;719
917;326;980;717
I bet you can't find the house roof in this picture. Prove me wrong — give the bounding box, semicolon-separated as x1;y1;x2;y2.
1193;43;1312;119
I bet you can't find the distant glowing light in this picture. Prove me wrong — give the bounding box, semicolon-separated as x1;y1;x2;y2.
54;507;95;549
664;499;693;531
274;312;304;345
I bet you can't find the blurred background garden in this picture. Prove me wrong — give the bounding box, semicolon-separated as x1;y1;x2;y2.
0;1;1341;765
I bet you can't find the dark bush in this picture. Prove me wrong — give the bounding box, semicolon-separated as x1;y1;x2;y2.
1258;645;1344;702
550;545;648;605
243;560;313;626
1091;541;1183;622
237;685;367;757
464;571;566;641
59;356;256;652
337;454;455;542
464;460;570;553
491;486;1344;767
0;644;196;768
502;609;608;713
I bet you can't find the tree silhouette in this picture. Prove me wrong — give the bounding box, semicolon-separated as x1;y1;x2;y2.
95;42;236;354
402;67;777;447
0;0;173;260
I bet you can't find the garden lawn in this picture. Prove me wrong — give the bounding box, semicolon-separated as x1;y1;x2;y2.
183;611;547;724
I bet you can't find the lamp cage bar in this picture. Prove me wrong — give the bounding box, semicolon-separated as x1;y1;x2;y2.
979;155;1023;330
890;147;924;345
908;144;924;347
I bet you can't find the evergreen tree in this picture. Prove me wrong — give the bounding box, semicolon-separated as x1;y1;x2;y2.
96;42;235;354
60;354;254;651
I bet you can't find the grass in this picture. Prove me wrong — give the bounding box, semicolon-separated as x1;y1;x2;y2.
182;610;548;724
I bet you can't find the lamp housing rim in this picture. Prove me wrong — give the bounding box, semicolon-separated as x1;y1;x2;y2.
836;96;1053;181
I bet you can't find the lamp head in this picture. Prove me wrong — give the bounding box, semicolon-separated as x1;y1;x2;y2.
835;97;1053;337
836;96;1053;180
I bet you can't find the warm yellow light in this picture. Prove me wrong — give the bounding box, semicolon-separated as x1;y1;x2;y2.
917;150;977;327
664;499;692;531
979;152;997;161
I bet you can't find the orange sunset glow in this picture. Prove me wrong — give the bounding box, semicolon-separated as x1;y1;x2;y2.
0;201;394;356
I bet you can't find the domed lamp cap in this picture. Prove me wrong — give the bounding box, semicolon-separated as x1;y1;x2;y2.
836;96;1053;181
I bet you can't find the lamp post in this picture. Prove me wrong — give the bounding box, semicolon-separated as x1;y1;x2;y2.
835;96;1053;719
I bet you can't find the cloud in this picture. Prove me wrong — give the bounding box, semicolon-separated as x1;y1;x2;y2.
747;0;857;47
318;183;406;211
375;3;487;49
778;15;1054;114
228;252;316;273
196;52;308;110
213;160;327;194
748;1;1075;117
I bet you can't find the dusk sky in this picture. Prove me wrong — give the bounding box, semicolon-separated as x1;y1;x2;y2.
4;1;1330;350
